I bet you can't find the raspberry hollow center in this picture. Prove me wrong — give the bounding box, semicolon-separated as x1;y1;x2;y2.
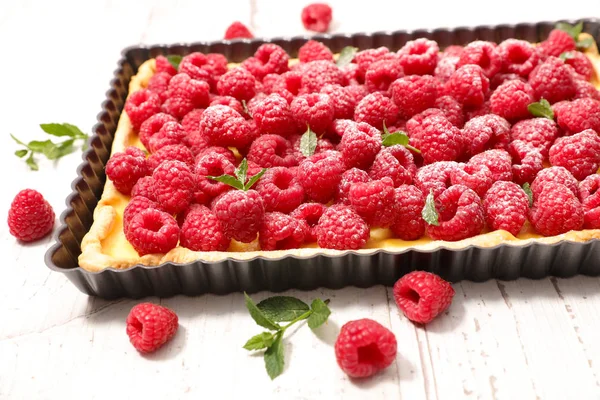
273;173;292;190
357;342;386;367
130;317;143;336
143;216;165;232
400;287;421;305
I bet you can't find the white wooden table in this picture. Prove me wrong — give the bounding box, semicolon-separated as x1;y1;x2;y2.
1;1;600;398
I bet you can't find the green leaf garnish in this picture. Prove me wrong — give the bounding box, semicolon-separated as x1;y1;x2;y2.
577;37;595;50
422;190;439;226
166;54;182;71
243;332;275;351
300;126;318;157
559;51;576;61
382;121;421;153
206;174;245;190
528;98;554;120
207;158;267;191
257;296;310;322
264;333;284;380
307;298;331;329
556;21;583;40
336;46;358;67
244;292;281;331
235;158;248;187
14;149;28;158
522;183;533;207
25;153;38;171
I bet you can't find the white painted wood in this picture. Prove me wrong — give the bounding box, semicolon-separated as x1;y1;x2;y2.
1;1;600;398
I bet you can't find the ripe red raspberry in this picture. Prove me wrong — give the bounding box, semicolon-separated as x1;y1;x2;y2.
8;189;55;242
426;185;485;241
224;21;253;40
139;113;177;150
461;114;511;156
442;45;464;58
242;44;289;81
247;134;297;168
123;195;162;230
209;96;244;116
538;29;577;57
193;152;235;204
105;147;149;195
354;93;398;130
390;185;425;240
464;100;492;120
531;166;579;199
213;189;265;243
369;146;417;187
413;114;463;164
336;168;371;205
148;121;187;153
125;89;161;130
508;140;544;185
529;182;584;236
490;79;535;121
291;93;335;134
200;105;255;148
298;151;346;203
563;51;594;81
364;59;404;94
178;53;214;84
353;47;395;81
216;67;256;102
434;56;459;83
259;212;307;250
450;163;493;198
444;65;489;108
510;118;559;159
348;177;396;227
490;73;526;90
574;79;600;101
255;167;304;213
549;129;600;180
162;73;211;119
147;71;172;102
147;144;194;171
334;318;397;378
204;53;229;78
457;40;501;78
298;40;334;63
298;60;344;94
555;98;600;135
152;160;194;214
497;39;541;77
155;55;178;76
393;271;455;324
301;3;332;33
252;94;297;136
390;75;438;120
529;57;576;104
414;161;459;199
290;203;326;242
315;204;369;249
482;181;529;236
179;204;230;251
131;176;156;201
124;209;179;255
433;95;464;128
263;71;302;101
338;122;382;170
126;303;178;353
320;84;357;120
397;38;439;75
580;175;600;229
196;146;236;165
469;149;513;182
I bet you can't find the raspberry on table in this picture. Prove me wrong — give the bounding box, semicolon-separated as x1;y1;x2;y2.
162;73;211;119
538;29;576;57
579;175;600;229
125;89;162;130
194;152;236;203
124;209;180;255
298;60;344;93
131;176;156;201
179;204;230;251
155;55;178;76
242;43;290;81
336;168;371;205
105;147;149;195
148;121;187;153
209;96;244;116
444;64;489;108
255;167;305;213
353;47;395;81
397;38;439;75
450;163;493;198
390;75;438;120
468;149;513;182
320;84;357;120
259;212;307;250
390;185;426;240
393;271;455;324
147;144;195;171
508;140;544;185
528;56;576;104
369;145;417;187
414;161;460;200
247;134;297;168
531;166;579;199
212;189;265;243
298;150;346;203
152;160;194;214
483;181;529;236
126;302;178;354
216;67;257;102
496;39;540;77
555;98;600;135
200;105;256;148
301;3;332;33
457;40;501;78
434;56;459;83
549;129;600;181
147;71;172;102
563;51;594;81
461;114;511;156
123;195;162;230
290;203;326;242
349;177;397;227
8;189;55;242
510;118;559;159
334;318;397;378
354;92;398;130
490;79;535;121
291;93;335;134
529;182;584;236
298;40;334;63
139;113;177;150
426;185;485;241
364;58;404;94
338;121;382;170
224;21;254;40
316;204;369;249
252;93;297;136
412;114;463;164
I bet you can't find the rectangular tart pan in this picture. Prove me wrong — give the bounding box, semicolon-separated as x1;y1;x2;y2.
45;19;600;299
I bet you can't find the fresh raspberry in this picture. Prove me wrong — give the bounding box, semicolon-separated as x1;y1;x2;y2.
213;189;265;243
450;163;493;198
315;204;369;249
124;209;179;255
167;72;211;107
252;94;297;136
469;149;513;182
490;73;526;90
200;105;255;148
334;318;397;378
155;55;178;76
412;114;463;164
365;59;404;94
549;129;600;180
298;40;334;62
242;44;289;81
259;212;307;250
131;176;156;201
444;65;489;108
262;70;302;101
147;71;172;102
255;167;304;213
7;189;54;242
390;75;438;120
147;144;194;171
148;121;187;153
563;51;594;81
298;151;346;203
178;53;215;85
441;45;464;58
529;182;584;236
482;181;529;236
457;41;501;78
434;56;459;83
336;168;371;205
555;98;600;135
393;271;455;324
196;146;236;165
204;53;229;78
247;134;297;168
464;100;492;120
354;93;398;130
340;63;360;85
291;93;335;134
338;121;382;170
529;56;576;104
224;21;253;40
290;203;326;242
193;152;235;204
209;96;244;116
579;175;600;229
497;39;541;77
531;166;579;199
433;95;464;128
369;146;417;187
105;147;149;195
510;118;559;159
508;140;544;185
414;161;459;199
152;160;194;214
301;3;332;33
538;29;576;58
574;79;600;101
289;134;334;162
426;185;485;241
126;302;178;354
294;61;343;95
348;177;396;227
320;84;357;120
125;89;161;130
179;204;230;251
354;47;394;81
139;113;179;150
397;38;439;75
216;67;256;102
490;80;535;121
461;114;510;157
123;195;162;230
390;185;425;240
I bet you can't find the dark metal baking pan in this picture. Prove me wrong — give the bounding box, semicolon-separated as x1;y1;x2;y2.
45;19;600;299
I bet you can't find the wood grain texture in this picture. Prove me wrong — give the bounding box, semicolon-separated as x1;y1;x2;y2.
1;0;600;398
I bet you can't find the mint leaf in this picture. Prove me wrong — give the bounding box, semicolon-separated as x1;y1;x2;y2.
235;158;248;186
559;51;576;61
244;293;280;331
257;296;310;322
40;123;86;138
336;46;358;67
528;99;554;120
25;153;38;171
577;37;595;49
382;122;421;153
300;126;318;157
207;174;245;190
556;21;583;40
422;190;439;226
166;54;182;71
244;168;267;190
243;332;275;350
264;333;285;380
522;183;533;207
10;134;28;147
307;298;331;329
54;139;76;158
15;149;28;158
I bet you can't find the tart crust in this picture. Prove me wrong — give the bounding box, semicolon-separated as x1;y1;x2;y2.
78;35;600;272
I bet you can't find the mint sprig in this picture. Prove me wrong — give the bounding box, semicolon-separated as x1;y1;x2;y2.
382;122;421;153
300;126;318;157
207;158;267;191
243;293;331;380
522;183;533;207
336;46;358;67
166;54;182;70
528;99;554;120
559;51;576;61
555;21;594;49
422;189;439;226
12;123;89;171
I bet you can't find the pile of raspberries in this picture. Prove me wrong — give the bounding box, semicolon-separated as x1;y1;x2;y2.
110;28;600;256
